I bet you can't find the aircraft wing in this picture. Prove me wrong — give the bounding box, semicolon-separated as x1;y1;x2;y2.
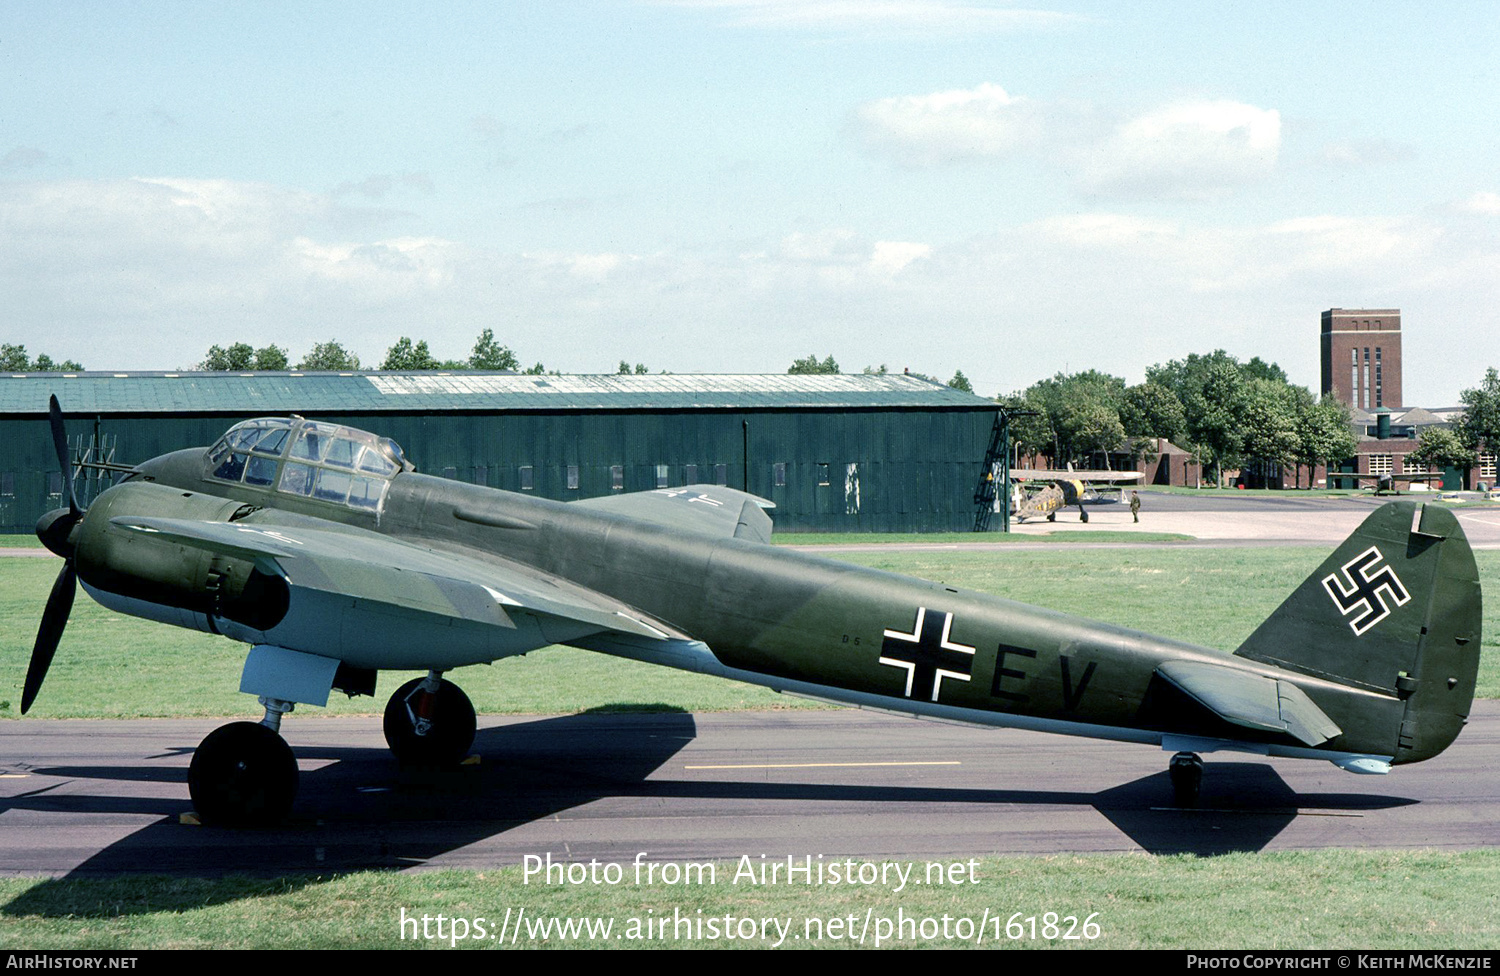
1156;660;1342;747
109;515;684;649
1011;469;1144;483
572;485;776;544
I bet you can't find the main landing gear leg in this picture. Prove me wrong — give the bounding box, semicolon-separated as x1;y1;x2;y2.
1169;751;1203;808
383;670;476;766
187;697;300;826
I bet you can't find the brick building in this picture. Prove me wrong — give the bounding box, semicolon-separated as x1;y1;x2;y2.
1321;307;1402;411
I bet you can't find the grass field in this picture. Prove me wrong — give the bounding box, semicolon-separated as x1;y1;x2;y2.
774;530;1195;545
3;850;1497;949
3;541;1498;950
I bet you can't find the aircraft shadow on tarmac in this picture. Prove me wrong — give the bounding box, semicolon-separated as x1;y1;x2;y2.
3;711;1417;917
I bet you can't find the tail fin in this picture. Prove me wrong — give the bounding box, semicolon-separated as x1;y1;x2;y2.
1235;501;1481;763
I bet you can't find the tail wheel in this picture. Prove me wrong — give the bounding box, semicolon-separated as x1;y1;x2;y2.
383;677;476;766
188;721;299;826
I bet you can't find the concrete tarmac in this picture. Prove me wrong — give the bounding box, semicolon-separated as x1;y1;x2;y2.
2;706;1497;877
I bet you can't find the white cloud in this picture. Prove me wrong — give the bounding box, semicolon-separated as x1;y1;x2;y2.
855;83;1040;165
3;175;1495;406
857;86;1281;199
870;240;932;273
1079;100;1281;199
1457;191;1500;216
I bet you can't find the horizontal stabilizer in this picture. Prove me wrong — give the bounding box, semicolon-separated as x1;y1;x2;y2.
1157;660;1342;747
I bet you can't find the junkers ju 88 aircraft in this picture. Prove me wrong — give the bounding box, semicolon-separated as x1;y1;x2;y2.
21;397;1482;823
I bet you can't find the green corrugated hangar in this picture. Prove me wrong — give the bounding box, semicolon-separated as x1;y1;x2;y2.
0;371;998;535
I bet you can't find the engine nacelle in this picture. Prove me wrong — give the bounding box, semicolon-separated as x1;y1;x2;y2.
75;480;289;633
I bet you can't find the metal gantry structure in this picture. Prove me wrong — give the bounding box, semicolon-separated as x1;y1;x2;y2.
972;406;1038;533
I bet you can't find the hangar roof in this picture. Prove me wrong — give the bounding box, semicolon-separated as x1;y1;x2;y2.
0;371;993;415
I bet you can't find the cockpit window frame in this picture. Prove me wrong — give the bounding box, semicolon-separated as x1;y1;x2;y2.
205;417;404;517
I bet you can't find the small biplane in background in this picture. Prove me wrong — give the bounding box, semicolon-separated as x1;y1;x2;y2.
1010;468;1144;523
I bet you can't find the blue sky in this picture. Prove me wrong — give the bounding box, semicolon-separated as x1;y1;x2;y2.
3;1;1498;404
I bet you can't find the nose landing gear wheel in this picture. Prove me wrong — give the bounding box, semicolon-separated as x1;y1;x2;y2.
383;676;477;766
188;721;299;826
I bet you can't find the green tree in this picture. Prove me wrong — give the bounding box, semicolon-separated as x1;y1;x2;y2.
1147;351;1270;486
469;328;519;371
1021;370;1127;467
200;343;255;371
1240;379;1305;482
1241;356;1289;384
522;362;548;375
946;370;973;393
381;337;441;370
253;345;289;370
297;340;361;371
788;354;839;375
1458;368;1500;460
1294;397;1357;489
1056;399;1126;467
618;361;649;375
200;343;289;370
997;393;1054;466
1;344;82;371
1119;382;1187;442
1404;426;1476;474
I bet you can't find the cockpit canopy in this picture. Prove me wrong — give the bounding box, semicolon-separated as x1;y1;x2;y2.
205;417;409;513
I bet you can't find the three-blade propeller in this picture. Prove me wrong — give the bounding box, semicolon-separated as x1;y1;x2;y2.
22;395;84;714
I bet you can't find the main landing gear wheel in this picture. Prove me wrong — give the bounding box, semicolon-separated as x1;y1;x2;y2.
188;721;299;826
383;676;476;766
1169;751;1203;808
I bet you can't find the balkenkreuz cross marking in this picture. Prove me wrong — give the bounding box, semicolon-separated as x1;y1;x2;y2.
1322;545;1411;636
879;607;976;701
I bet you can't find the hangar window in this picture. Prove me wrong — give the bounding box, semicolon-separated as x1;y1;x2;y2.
1402;456;1427;475
1;472;12;497
773;462;787;487
714;464;727;486
817;463;830;486
567;465;579;490
684;463;698;484
1482;455;1497;480
1368;454;1393;475
520;465;534;490
656;464;669;488
611;465;625;490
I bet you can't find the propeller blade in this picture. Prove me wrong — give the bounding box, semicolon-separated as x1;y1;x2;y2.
21;562;76;715
48;394;79;518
